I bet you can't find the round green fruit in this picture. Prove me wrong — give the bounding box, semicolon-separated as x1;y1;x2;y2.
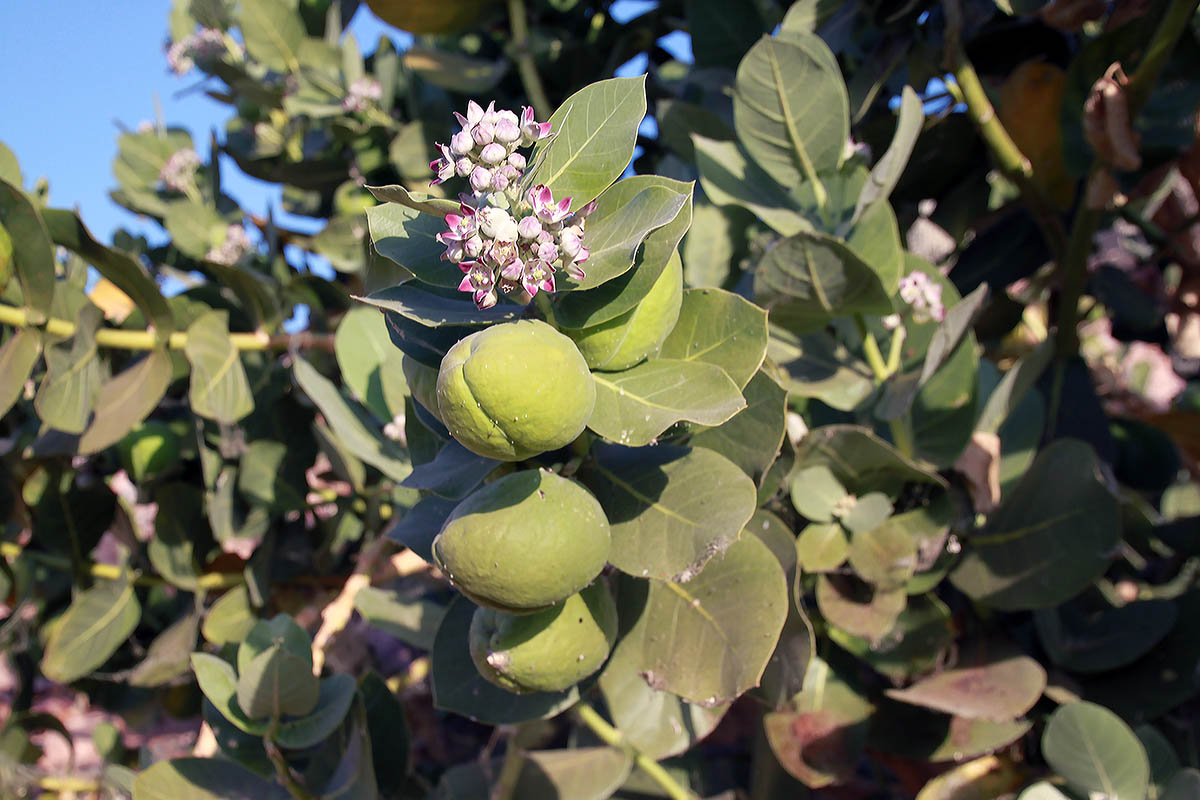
469;580;618;694
364;0;497;34
566;253;683;371
436;319;595;461
117;421;182;482
432;469;611;613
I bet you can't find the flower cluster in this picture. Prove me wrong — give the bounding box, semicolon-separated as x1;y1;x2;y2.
206;224;253;266
441;186;596;308
430;101;552;196
897;270;946;324
342;76;382;112
159;148;202;194
166;28;232;76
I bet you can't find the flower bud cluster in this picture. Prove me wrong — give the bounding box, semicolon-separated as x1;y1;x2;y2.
342;76;382;112
167;28;233;76
439;184;597;309
159;148;202;194
206;224;253;266
897;270;946;324
430;101;551;196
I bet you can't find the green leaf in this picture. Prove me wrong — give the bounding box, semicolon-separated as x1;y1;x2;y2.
976;340;1054;435
238;440;307;511
847;516;916;589
0;328;42;417
658;288;768;390
816;573;906;642
190;652;267;736
273;674;357;750
402;46;507;93
689;369;788;486
795;425;947;495
79;350;173;454
132;757;281;800
1163;770;1200;800
312;214;368;274
756;230;892;330
0;177;55;315
361;672;411;793
734;34;848;189
202;586;256;645
431;595;581;725
184;310;254;424
764;657;873;788
238;614;312;673
1042;701;1150;800
400;439;498;500
517;747;633;800
869;697;1032;764
950;439;1119;610
236;644;320;720
527;75;647;210
795;522;848;572
163;201;226;261
292;356;411;483
364;184;458;217
0;139;22;186
769;327;875;411
1034;597;1178;674
692;135;811;236
354;586;446;651
41;575;142;683
148;485;202;589
1136;724;1180;798
558;181;689;292
887;655;1046;722
680;198;743;289
829;593;953;682
588;359;746;447
34;304;103;434
582;445;758;581
129;613;200;687
239;0;304;72
335;306;408;422
359;283;522;327
41;207;175;332
850;86;923;228
365;203;453;288
790;465;849;523
617;534;788;705
840;492;893;534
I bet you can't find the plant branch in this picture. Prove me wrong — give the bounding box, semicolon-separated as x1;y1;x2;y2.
265;731;318;800
507;0;552;120
573;703;698;800
310;535;393;675
854;314;915;455
490;735;526;800
0;541;242;590
0;303;336;352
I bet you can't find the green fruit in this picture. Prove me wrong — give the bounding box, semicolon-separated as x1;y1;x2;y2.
433;469;611;613
0;222;12;290
469;580;618;694
365;0;497;34
402;354;443;425
436;319;595;461
566;253;684;371
117;421;182;482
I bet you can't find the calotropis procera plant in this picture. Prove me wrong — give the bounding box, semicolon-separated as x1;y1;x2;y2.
2;0;1200;798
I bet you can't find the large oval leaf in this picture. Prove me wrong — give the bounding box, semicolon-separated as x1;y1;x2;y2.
658;288;769;390
78;350;173;454
184;310;254;425
581;444;757;581
1042;701;1149;800
885;655;1046;722
42;575;142;683
366;203;455;289
132;757;283;800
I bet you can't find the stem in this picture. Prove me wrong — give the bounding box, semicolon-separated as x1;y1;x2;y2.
0;303;335;352
885;326;906;376
0;541;242;590
853;314;890;381
854;315;914;456
490;737;526;800
507;0;552;119
1125;0;1200;113
266;731;318;800
573;703;698;800
532;291;557;326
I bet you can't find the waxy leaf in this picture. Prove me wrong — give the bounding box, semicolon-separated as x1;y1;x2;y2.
846;515;916;589
950;439;1119;610
202;586;256;646
365;183;459;217
400;439;498;500
0;328;42;417
78;350;173;454
790;465;849;523
620;533;788;706
692;135;811;236
518;747;633;800
355;586;446;651
184;310;254;424
690;369;788;486
335;306;408;422
734;34;848;189
1035;596;1178;674
583;444;757;581
850;86;923;228
431;595;581;724
796;522;849;572
588;359;746;447
769;327;875;411
366;203;454;288
886;655;1046;722
658;288;769;390
869;697;1033;764
128;613;199;688
41;575;141;683
830;594;953;682
0;177;55;315
795;425;946;495
1042;702;1149;800
528;76;647;210
35;304;103;434
360;283;521;327
132;757;282;800
816;573;906;642
239;0;304;72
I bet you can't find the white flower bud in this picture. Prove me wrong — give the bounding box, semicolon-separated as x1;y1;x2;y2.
455;157;474;177
517;216;542;240
464;235;485;258
472;120;495;146
450;130;474;155
479;142;507;165
507;152;527;171
495;118;521;145
559;225;584;258
479;207;515;239
469;166;493;193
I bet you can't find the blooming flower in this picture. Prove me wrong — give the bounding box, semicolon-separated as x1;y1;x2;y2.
520;106;552;146
167;28;231;76
458;261;498;308
528;185;571;225
898;270;946;323
159;148;202;194
342;76;382;112
206;224;252;265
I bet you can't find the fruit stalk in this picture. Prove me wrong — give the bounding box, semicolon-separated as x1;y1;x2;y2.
573;703;699;800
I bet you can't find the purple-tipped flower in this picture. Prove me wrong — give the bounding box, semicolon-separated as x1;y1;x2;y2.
528;185;571;225
536;240;559;264
520;106;553;146
343;76;382;112
499;257;525;282
898;270;946;323
469;165;493;194
458;261;498;309
206;223;252;265
430;143;456;184
464;234;485;259
492;172;510;192
517;216;542;240
479;142;507;165
523;260;556;296
559;225;586;260
508;152;527;171
454;100;486;133
159;148;202;193
486;237;520;268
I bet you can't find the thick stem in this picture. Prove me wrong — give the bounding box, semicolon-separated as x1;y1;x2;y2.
490;737;526;800
266;732;318;800
532;291;557;326
573;703;698;800
507;0;552;119
0;303;335;352
0;541;242;590
854;315;914;456
1125;0;1200;113
853;314;890;381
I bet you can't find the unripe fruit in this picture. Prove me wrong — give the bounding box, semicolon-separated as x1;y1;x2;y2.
436;319;595;461
566;253;683;371
432;469;610;613
117;421;182;482
364;0;497;34
468;580;618;694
